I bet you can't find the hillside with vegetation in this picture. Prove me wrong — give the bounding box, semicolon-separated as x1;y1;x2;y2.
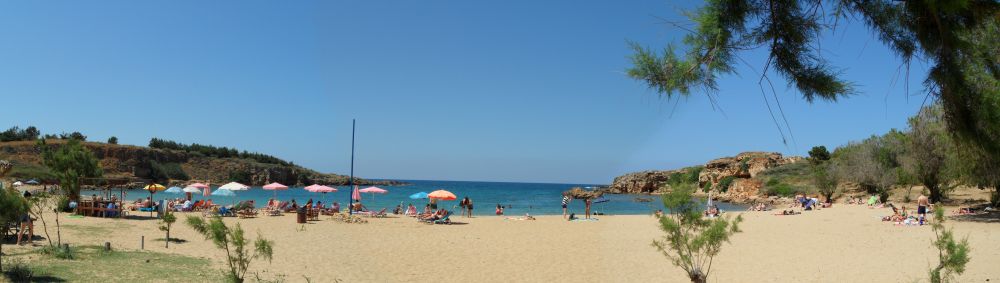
610;104;998;207
0;127;402;187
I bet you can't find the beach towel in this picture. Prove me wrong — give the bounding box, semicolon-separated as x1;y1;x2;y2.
570;218;599;222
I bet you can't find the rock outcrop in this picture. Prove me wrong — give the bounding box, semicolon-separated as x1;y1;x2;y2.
699;152;798;188
608;151;802;203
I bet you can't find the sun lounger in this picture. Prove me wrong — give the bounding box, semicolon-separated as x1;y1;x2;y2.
372;208;387;218
237;208;258;218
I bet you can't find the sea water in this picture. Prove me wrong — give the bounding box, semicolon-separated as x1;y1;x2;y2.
84;180;744;216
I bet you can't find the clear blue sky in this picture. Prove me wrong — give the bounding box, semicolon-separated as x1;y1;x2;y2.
0;1;930;184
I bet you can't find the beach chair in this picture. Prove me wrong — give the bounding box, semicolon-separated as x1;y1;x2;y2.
238;209;257;218
373;208;388;218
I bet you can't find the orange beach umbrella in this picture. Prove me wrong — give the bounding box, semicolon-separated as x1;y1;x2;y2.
427;190;457;201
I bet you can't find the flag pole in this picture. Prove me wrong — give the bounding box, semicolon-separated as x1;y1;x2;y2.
348;119;355;216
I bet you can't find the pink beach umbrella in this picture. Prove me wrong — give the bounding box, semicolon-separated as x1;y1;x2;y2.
359;186;388;201
188;182;210;197
305;185;337;205
262;182;288;199
351;185;361;201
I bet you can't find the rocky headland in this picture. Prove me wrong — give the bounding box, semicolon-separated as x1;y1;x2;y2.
608;151;803;203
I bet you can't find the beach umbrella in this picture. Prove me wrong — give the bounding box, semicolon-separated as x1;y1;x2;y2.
188;182;210;197
351;185;361;201
306;185;337;193
359;186;387;200
428;190;456;201
218;182;249;191
25;179;39;185
12;181;22;186
187;182;209;189
262;182;288;199
182;186;201;201
164;186;184;194
211;189;236;197
305;185;337;205
409;192;429;200
143;183;167;217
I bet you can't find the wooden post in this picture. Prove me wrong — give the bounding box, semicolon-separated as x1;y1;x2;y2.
104;242;111;251
141;235;144;250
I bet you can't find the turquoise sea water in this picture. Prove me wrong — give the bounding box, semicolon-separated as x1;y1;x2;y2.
84;180;743;216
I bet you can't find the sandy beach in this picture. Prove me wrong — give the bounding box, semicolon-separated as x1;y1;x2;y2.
7;204;996;283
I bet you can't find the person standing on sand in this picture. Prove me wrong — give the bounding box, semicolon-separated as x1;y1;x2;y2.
466;197;474;218
584;198;592;219
562;194;571;219
917;194;931;225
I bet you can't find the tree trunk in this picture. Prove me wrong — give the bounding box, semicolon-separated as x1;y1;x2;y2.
165;229;170;248
1;234;5;272
36;211;53;247
928;184;943;203
55;211;62;247
688;273;706;283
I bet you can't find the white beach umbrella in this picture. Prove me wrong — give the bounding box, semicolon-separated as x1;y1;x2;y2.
218;182;250;191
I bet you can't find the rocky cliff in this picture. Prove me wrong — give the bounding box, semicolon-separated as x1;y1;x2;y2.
0;140;404;187
608;151;802;202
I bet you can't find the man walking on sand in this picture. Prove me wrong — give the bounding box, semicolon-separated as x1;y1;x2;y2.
917;194;931;225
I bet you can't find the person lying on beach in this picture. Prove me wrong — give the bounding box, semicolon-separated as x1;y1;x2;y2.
775;210;800;215
955;207;977;215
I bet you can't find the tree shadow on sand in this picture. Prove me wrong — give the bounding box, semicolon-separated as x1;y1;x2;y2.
949;211;1000;223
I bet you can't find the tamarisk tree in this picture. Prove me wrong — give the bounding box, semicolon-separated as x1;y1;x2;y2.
653;184;742;283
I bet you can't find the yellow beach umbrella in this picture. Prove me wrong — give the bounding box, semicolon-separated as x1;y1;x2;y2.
143;183;166;217
144;183;166;192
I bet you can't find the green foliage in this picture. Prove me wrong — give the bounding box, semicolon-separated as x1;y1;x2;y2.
653;183;742;283
812;163;838;202
39;139;103;201
765;178;779;187
0;126;40;142
149;138;290;166
808;146;831;164
3;259;33;282
55;195;72;213
186;216;274;283
41;245;76;260
929;209;970;283
0;188;29;272
765;183;796;198
228;171;252;184
716;176;735;193
160;211;178;248
148;160;190;182
685;166;703;184
107;136;118;144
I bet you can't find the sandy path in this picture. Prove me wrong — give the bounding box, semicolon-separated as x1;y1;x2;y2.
21;205;1000;282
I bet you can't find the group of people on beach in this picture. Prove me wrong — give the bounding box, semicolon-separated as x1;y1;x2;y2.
879;194;933;226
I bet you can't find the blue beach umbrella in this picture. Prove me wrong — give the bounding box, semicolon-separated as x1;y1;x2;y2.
164;186;184;194
409;192;428;200
211;189;236;197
